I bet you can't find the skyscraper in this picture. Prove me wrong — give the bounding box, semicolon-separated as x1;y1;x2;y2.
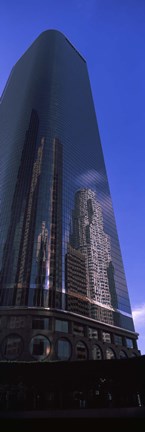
0;30;139;361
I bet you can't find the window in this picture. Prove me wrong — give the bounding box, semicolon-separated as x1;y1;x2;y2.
119;350;127;359
88;327;98;339
0;316;6;329
2;334;23;359
114;334;123;346
130;352;137;357
57;338;71;360
76;341;88;360
126;338;133;349
106;347;115;360
92;344;102;360
102;332;111;343
32;317;50;330
73;323;84;336
8;316;25;329
29;335;50;360
55;319;68;333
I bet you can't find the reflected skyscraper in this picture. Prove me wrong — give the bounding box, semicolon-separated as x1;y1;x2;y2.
70;189;113;304
0;30;139;361
67;188;115;324
65;244;89;316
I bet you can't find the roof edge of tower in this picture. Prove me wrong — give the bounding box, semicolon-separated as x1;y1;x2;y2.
65;35;86;63
37;29;86;63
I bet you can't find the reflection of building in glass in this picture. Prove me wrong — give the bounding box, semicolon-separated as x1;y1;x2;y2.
107;261;118;309
15;136;45;306
66;188;116;324
65;245;87;297
33;221;49;307
70;189;113;307
0;110;44;306
48;138;63;309
36;221;49;288
90;303;114;325
65;244;89;316
34;137;63;309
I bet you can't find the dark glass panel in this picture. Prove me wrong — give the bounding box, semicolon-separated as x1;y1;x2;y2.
88;327;98;339
56;338;71;360
29;335;50;360
114;334;123;345
92;344;102;360
32;317;50;330
55;319;68;333
126;338;133;349
119;350;127;359
75;341;88;360
106;347;115;360
73;323;85;337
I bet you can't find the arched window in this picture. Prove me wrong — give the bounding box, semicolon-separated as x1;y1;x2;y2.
29;335;50;360
119;350;127;359
76;341;88;360
92;344;102;360
106;347;115;360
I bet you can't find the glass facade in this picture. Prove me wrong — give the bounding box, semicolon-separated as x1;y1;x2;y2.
0;30;135;334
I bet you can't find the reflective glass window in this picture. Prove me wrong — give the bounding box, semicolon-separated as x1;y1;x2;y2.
2;334;23;359
76;341;88;360
114;334;123;346
56;338;71;360
126;338;133;349
88;327;98;339
73;323;85;336
0;316;6;329
119;350;127;359
130;352;137;357
55;319;68;333
92;344;102;360
102;332;111;343
106;347;115;360
32;317;50;330
29;335;50;360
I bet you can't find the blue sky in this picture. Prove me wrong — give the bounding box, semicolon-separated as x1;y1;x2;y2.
0;0;145;353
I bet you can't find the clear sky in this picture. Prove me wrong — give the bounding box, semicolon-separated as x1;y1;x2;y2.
0;0;145;353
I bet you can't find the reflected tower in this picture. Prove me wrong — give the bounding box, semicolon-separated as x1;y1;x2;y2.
0;30;139;361
66;188;115;324
70;189;113;305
